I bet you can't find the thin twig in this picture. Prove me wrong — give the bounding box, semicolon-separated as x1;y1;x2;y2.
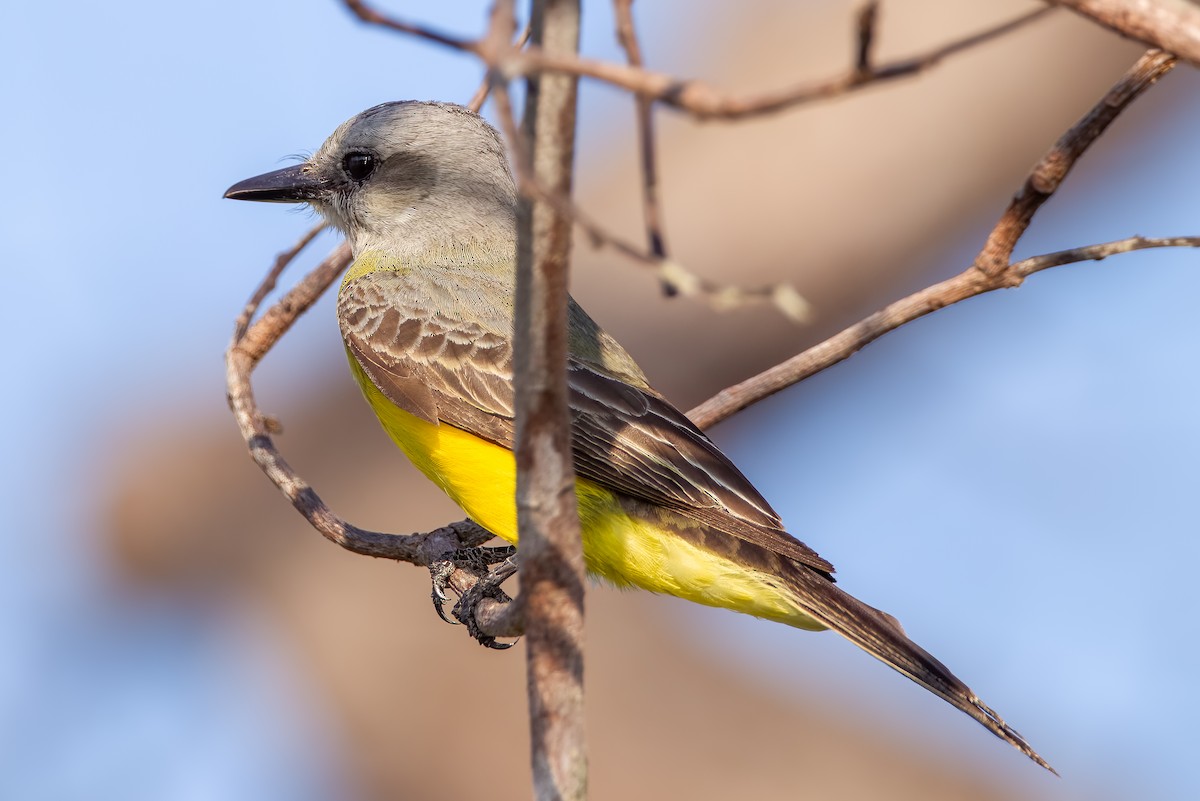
233;224;326;342
467;24;532;112
614;0;671;291
974;49;1177;277
496;82;812;322
687;50;1182;429
1013;235;1200;275
507;6;1054;120
689;234;1199;429
855;1;881;75
233;241;350;365
342;0;1053;121
342;0;480;53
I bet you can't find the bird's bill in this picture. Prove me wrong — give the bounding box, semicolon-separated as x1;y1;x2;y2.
223;164;326;203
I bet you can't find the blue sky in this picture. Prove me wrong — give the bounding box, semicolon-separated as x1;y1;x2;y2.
1;2;1197;799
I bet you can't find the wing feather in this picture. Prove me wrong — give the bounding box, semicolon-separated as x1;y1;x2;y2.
339;272;834;576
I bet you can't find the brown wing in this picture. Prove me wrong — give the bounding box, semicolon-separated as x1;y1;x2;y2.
566;362;833;574
338;273;517;444
339;272;834;575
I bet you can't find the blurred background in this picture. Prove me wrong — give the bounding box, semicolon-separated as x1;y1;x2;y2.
3;1;1197;799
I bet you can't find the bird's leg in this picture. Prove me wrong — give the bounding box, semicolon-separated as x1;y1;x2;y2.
453;552;519;649
428;546;518;646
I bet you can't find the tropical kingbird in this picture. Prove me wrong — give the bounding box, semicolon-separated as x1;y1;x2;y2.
225;100;1051;771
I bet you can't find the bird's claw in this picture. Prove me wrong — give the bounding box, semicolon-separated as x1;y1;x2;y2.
427;546;518;648
429;560;457;624
453;555;519;649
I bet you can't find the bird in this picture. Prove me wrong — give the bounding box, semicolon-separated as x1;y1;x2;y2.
225;100;1052;772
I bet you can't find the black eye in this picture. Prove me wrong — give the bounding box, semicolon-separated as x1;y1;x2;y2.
342;152;375;181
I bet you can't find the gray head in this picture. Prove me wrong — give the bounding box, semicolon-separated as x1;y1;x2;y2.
225;101;517;256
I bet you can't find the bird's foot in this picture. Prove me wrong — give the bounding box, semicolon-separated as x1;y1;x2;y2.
454;554;519;649
428;546;518;649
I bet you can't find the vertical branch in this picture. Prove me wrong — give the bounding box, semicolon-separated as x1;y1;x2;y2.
512;1;587;800
614;0;672;291
613;0;664;253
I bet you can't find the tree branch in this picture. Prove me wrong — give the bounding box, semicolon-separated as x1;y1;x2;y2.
689;234;1199;428
507;6;1054;119
341;0;1053;121
1049;0;1200;69
341;0;480;52
508;0;588;797
467;24;531;113
974;49;1176;277
687;49;1181;429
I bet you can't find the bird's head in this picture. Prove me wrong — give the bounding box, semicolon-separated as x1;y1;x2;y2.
225;101;518;256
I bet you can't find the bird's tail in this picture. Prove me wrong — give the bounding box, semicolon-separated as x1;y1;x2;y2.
782;563;1056;774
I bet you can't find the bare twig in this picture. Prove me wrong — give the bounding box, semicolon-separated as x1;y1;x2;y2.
974;49;1176;277
855;1;881;75
614;0;671;286
342;0;1052;121
689;234;1199;428
1050;0;1200;70
687;50;1182;429
467;24;532;113
496;82;813;322
233;223;326;342
508;6;1054;120
510;0;588;797
1012;234;1200;274
341;0;480;53
232;240;350;365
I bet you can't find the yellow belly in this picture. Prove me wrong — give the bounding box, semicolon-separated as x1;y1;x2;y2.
350;356;822;629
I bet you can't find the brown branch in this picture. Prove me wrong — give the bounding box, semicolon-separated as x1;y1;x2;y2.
1012;234;1200;274
508;6;1054;120
689;234;1199;428
511;0;588;797
1050;0;1200;69
231;240;350;366
974;49;1176;277
233;223;326;342
496;80;813;322
467;24;532;113
687;49;1182;429
340;0;1052;122
341;0;480;53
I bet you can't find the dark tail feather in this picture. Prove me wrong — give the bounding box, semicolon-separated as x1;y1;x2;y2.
783;564;1057;774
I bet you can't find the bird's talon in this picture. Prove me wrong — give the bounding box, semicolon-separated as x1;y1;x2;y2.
425;547;518;646
428;559;458;624
451;553;519;648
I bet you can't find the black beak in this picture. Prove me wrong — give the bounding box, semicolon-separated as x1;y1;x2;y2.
223;164;329;202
